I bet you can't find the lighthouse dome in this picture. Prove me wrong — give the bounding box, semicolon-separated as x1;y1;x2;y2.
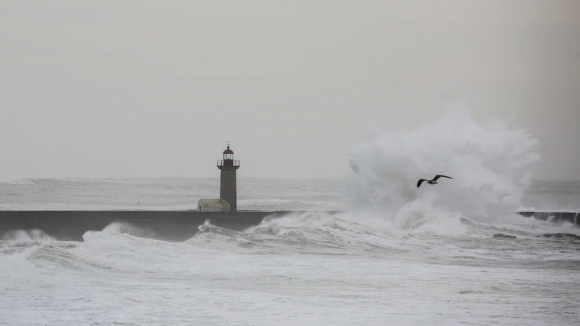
223;146;234;154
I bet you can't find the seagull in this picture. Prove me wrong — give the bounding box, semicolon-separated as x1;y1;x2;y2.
417;175;453;188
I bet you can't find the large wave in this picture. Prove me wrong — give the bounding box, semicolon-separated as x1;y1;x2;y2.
346;107;541;227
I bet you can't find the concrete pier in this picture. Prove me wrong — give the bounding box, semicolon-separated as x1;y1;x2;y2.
0;210;577;242
0;211;275;241
518;211;580;225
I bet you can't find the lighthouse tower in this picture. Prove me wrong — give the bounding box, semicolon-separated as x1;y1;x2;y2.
217;143;240;211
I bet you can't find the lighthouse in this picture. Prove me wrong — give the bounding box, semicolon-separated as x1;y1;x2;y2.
217;143;240;211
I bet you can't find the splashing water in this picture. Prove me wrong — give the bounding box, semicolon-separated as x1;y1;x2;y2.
346;108;541;227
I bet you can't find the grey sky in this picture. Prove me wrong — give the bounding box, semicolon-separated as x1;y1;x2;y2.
1;0;579;179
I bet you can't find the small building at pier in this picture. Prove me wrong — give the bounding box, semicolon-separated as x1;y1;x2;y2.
197;198;231;212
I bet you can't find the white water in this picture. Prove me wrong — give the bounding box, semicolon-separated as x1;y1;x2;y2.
1;109;580;325
346;108;541;226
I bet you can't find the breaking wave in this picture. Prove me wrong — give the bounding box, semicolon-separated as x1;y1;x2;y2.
190;212;411;255
346;107;541;227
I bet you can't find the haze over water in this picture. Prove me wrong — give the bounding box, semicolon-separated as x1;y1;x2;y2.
1;111;580;325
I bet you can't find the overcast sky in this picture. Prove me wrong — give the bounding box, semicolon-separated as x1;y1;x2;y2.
1;0;578;180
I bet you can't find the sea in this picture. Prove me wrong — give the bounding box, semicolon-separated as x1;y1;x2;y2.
1;111;579;325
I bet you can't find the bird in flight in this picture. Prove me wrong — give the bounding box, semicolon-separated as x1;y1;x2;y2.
417;175;453;188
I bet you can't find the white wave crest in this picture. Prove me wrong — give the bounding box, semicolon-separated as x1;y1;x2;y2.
189;212;413;255
1;229;54;243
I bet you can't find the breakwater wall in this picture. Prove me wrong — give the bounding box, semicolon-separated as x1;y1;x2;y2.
0;210;577;241
0;211;277;241
518;211;580;225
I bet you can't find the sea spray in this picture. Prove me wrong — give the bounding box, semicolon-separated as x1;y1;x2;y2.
346;108;541;226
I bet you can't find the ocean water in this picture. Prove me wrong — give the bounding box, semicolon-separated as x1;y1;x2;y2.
1;110;580;325
0;177;579;212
